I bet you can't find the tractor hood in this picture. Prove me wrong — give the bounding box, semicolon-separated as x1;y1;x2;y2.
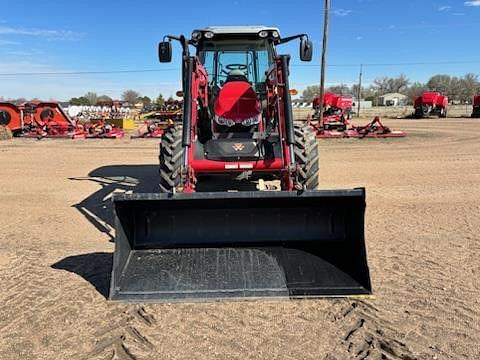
214;81;261;126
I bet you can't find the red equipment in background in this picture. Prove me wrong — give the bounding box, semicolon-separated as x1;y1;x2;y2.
0;102;23;132
472;95;480;118
413;91;448;118
312;92;353;130
0;101;124;139
21;102;84;139
131;99;182;138
344;117;406;138
81;119;124;139
309;93;405;139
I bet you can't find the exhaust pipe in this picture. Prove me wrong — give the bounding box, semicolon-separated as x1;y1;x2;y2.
110;189;372;302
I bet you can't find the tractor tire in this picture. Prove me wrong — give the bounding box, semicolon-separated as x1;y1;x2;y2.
293;122;319;189
159;126;183;193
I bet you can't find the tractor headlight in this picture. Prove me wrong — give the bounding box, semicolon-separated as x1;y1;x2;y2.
272;31;279;38
258;30;269;38
204;31;214;39
192;31;202;41
241;116;260;127
215;115;235;127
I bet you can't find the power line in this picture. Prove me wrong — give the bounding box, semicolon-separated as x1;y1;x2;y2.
294;60;480;68
0;68;179;76
0;60;479;77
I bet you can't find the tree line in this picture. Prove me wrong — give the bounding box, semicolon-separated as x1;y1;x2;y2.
301;73;480;104
69;90;170;106
2;90;171;107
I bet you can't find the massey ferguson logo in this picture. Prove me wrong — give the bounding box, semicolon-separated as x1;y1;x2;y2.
232;143;245;151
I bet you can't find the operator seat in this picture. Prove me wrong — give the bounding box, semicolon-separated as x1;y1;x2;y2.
225;69;249;84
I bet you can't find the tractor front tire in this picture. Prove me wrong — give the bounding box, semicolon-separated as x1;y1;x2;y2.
293;122;319;189
159;126;183;193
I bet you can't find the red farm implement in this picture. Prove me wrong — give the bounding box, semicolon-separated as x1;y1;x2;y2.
309;93;405;139
131;100;182;139
312;92;353;131
80;119;125;139
0;101;84;139
413;91;448;118
0;101;124;139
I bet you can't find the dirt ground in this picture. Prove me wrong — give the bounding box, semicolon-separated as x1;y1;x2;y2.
0;117;479;359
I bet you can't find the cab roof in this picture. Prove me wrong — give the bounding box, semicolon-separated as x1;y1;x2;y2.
194;26;280;36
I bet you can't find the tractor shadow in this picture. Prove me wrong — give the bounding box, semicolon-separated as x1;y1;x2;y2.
69;165;160;241
59;164;260;298
52;165;159;298
51;252;112;299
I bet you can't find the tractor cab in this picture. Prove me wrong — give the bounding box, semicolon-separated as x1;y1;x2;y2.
194;28;277;134
158;26;312;139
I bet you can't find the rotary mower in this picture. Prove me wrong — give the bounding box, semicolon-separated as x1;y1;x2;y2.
0;101;124;139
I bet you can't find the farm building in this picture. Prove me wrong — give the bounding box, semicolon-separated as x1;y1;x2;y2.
377;93;408;106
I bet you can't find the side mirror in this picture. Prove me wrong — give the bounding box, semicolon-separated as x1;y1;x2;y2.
158;41;172;63
300;38;313;62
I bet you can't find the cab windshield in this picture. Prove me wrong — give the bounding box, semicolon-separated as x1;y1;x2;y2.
198;39;273;88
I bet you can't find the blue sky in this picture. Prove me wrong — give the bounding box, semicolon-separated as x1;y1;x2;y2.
0;0;479;100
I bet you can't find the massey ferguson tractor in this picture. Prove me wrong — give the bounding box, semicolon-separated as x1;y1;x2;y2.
472;95;480;118
312;92;353;130
413;91;448;118
110;26;371;302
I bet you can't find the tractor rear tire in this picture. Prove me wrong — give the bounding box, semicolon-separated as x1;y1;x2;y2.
293;122;319;189
159;126;183;193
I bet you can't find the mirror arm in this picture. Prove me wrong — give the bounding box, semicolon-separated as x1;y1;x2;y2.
278;33;308;45
164;35;191;58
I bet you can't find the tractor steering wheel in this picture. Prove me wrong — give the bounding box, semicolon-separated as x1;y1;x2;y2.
226;64;248;71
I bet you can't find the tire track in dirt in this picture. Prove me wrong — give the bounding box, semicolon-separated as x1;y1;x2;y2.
325;300;417;360
86;306;157;360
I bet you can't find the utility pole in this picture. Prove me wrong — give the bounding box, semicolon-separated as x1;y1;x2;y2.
318;0;330;127
357;64;363;117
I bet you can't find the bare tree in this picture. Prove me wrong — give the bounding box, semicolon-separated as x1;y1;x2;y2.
155;93;165;107
459;73;480;103
373;74;410;95
122;90;141;105
84;92;98;106
406;82;427;102
11;98;27;105
389;74;410;93
96;95;113;104
301;85;320;102
426;75;452;95
326;83;350;95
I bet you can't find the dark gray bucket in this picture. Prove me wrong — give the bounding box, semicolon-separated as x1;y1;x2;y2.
109;189;372;302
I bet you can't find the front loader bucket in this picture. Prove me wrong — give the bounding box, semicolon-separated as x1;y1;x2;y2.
110;189;372;302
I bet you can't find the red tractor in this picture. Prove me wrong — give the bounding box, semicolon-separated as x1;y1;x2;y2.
413;91;448;118
110;26;371;302
472;95;480;118
312;92;353;130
